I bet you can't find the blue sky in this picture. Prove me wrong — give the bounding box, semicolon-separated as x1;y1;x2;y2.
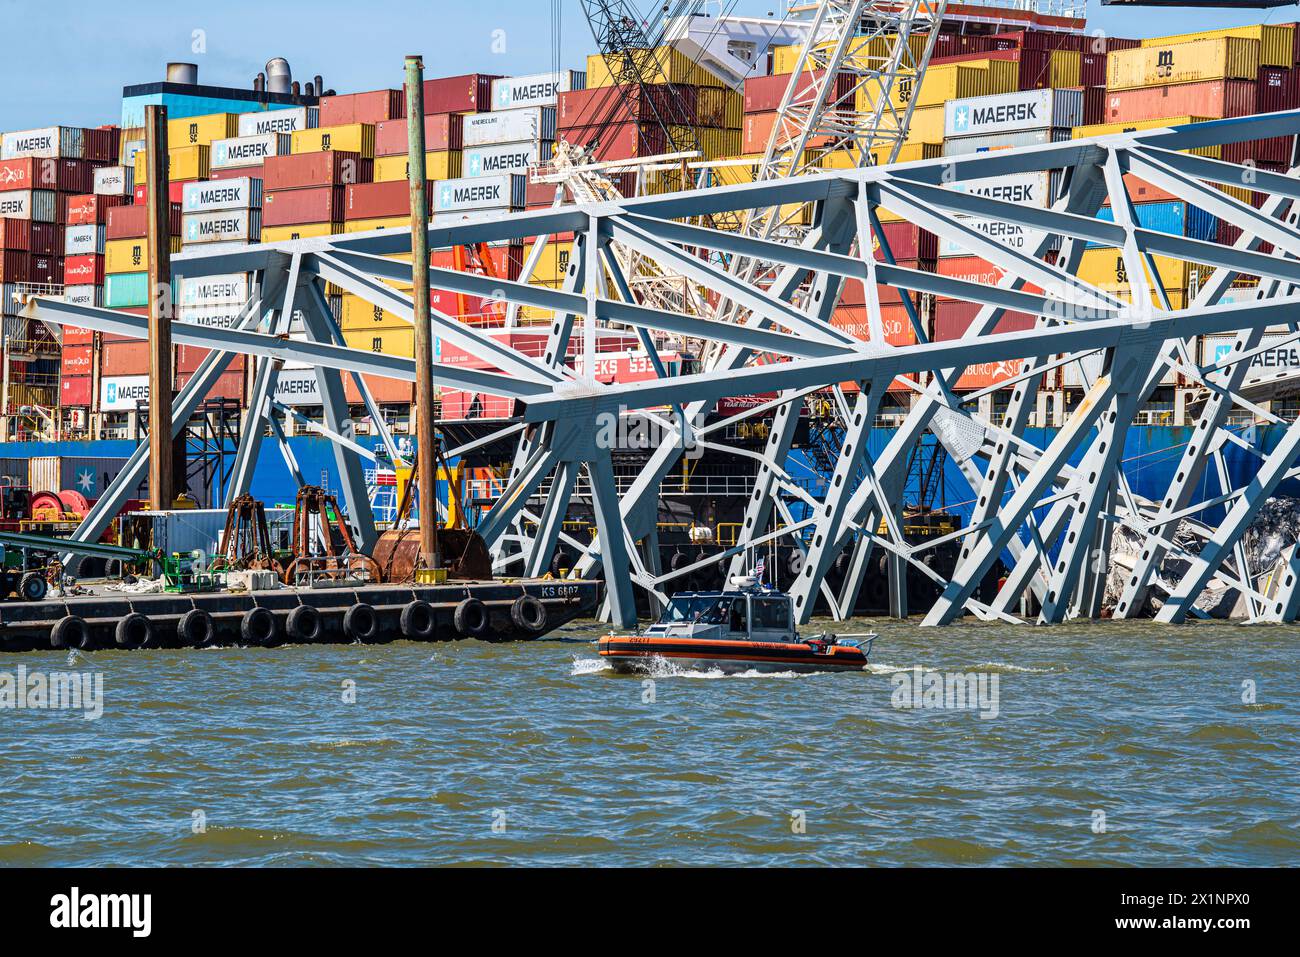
0;0;1291;132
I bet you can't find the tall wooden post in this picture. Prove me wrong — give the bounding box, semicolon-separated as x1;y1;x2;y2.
405;55;439;569
144;104;174;509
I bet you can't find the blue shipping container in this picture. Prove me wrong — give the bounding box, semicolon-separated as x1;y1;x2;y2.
1088;201;1217;248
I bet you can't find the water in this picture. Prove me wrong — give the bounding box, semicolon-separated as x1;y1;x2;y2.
1;618;1296;866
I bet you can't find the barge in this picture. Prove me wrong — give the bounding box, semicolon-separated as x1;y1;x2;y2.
0;578;600;653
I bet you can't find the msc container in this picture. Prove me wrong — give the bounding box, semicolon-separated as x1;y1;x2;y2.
318;90;405;126
1076;248;1211;295
104;271;150;308
344;181;433;220
181;178;263;213
291;124;377;159
373;151;462;183
93;165;134;196
1106;37;1261;91
237;106;319;137
463;140;553;177
263;151;372;190
586;46;724;88
168;113;240;147
182;208;262;245
210;133;292;169
0;189;56;222
422;74;500;114
180;273;250;307
490;69;585;110
560;83;699;128
1;126;83;160
66;193;128;226
62;254;105;286
1141;24;1295;68
1102;80;1257;122
28;456;130;497
942;127;1072;156
134;144;210;184
462;107;556;148
893;59;1020;110
64;224;107;256
1088;201;1217;248
374;114;464;156
432;175;525;214
262;187;346;226
944;88;1083;139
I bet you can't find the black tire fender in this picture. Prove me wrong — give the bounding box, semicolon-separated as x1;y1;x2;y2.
50;615;90;650
344;603;380;642
510;595;547;633
453;597;490;637
240;606;277;647
285;605;322;643
177;608;213;647
400;600;436;640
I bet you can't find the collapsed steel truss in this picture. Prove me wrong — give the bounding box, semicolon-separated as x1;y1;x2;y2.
24;108;1300;627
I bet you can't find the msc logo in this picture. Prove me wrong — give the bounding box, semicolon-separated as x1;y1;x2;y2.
1156;48;1174;78
371;337;382;352
131;245;142;266
320;133;332;151
188;122;199;144
372;305;383;322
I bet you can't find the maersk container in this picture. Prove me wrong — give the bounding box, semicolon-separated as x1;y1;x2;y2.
462;106;557;147
180;273;251;307
463;140;554;177
182;177;263;213
92;164;134;196
237;106;318;137
0;189;57;222
182;208;262;245
943;88;1083;139
1202;333;1300;377
178;303;249;328
29;456;130;497
491;70;586;110
1;126;83;160
1087;201;1217;249
433;174;526;214
62;284;102;309
64;224;107;256
210;133;292;170
942;127;1072;156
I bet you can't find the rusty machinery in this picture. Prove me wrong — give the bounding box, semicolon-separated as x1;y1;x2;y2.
212;494;285;577
283;486;382;585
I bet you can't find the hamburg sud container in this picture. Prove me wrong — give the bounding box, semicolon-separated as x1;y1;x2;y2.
943;88;1083;141
491;70;585;110
210;133;292;170
237;106;319;137
0;157;93;192
1;126;83;160
934;170;1059;258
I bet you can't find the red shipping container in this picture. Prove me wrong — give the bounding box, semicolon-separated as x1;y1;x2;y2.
176;344;245;374
0;220;31;251
935;255;1046;301
263;151;371;190
832;304;918;346
62;325;94;346
872;222;937;262
931;33;999;61
82;127;121;164
743;70;855;114
63;254;105;286
1257;65;1298;112
422;74;499;115
558;121;668;161
1104;80;1256;122
344;180;433;220
1079;52;1106;89
840;264;921;307
210;164;263;182
0;156;94;193
559;84;698;128
106;203;181;240
0;249;30;283
742;110;840;154
933;299;1036;340
65;193;128;226
60;375;93;407
1081;85;1106;126
319;89;405;126
374;114;464;156
931;47;1053;91
345;373;411;405
263;186;347;226
176;369;244;401
101;340;150;376
133;180;188;205
430;241;522;282
61;345;94;376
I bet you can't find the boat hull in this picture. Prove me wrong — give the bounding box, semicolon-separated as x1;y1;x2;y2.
598;636;867;674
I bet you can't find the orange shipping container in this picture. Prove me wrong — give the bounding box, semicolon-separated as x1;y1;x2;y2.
61;345;93;376
100;340;150;376
1103;80;1256;123
345;374;411;405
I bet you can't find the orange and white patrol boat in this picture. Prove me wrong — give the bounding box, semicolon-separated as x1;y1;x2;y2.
597;578;875;675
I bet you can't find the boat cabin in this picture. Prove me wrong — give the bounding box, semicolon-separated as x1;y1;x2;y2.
647;589;797;642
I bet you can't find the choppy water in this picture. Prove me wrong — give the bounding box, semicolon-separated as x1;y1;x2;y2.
0;618;1296;866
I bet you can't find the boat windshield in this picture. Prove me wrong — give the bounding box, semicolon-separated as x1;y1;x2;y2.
659;595;725;623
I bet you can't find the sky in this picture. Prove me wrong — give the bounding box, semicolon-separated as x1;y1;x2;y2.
0;0;1293;133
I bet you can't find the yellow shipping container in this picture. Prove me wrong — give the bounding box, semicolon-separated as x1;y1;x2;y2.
344;326;414;357
1049;49;1081;89
135;145;209;184
340;294;406;330
1106;37;1260;92
586;46;724;88
261;223;341;242
104;237;181;272
885;60;1019;110
892;141;944;164
902;103;945;144
1077;249;1213;295
1140;23;1294;68
772;33;930;76
291;123;376;159
343;216;411;233
374;150;463;182
523;239;574;287
1073;116;1219;157
168;113;240;148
